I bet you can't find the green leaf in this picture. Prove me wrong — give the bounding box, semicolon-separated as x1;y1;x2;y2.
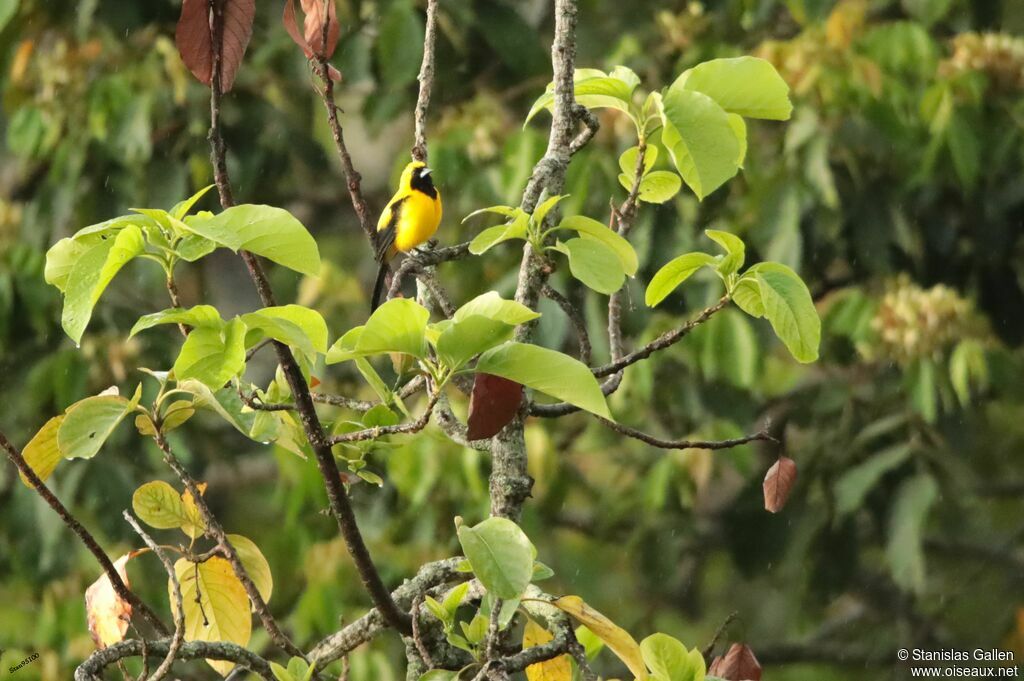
179;380;256;437
673;57;793;120
526;68;638;126
436;315;514;370
356;298;430;358
18;416;64;487
61;225;145;344
659;87;741;200
423;596;449;625
476;342;611;418
57;392;137;460
241;305;328;359
174;317;247;388
731;276;765;317
752;263;820;363
553;238;625;295
645;253;716;307
835;444;912;518
182;205;321;277
453;292;541;326
619;145;658;178
270;661;296;681
532;194;568;227
325;327;364;365
45;238;96;293
175;234;218;262
637;171;682;204
640;633;705;681
130;305;223;337
442;581;470;617
469;216;529;255
226;534;273;604
949;339;988;406
706;229;745;275
699;309;759;389
728;113;748;167
456;517;534;600
133;480;191;530
887;474;938;593
171;185;214;220
558;215;638;276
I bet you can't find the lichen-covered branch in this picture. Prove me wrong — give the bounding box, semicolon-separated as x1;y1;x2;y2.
311;558;465;666
411;0;440;163
74;640;275;681
327;389;440;445
0;430;169;637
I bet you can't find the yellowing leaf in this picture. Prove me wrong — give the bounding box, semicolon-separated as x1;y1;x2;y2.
171;556;251;676
85;553;135;649
523;618;572;681
181;482;209;539
227;533;273;605
132;480;192;530
18;416;64;487
551;596;648;680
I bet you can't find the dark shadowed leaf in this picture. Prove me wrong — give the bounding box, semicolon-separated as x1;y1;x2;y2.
708;643;763;681
763;456;797;513
466;373;523;440
176;0;255;92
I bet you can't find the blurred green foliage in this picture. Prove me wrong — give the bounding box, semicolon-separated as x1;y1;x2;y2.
1;0;1023;679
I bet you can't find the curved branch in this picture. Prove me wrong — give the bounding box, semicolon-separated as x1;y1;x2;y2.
74;640;275;681
0;430;169;637
542;283;590;364
597;418;777;451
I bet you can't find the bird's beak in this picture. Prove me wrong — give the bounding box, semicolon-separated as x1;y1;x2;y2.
422;167;432;176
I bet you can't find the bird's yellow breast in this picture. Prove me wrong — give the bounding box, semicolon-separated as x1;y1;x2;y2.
391;189;442;253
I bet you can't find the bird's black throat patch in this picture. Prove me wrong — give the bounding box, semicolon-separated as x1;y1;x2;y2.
410;167;438;199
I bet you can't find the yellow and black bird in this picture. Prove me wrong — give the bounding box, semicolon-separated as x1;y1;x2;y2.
371;160;443;311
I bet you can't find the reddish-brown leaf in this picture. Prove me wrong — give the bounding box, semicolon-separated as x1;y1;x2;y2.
176;0;213;85
175;0;255;92
466;373;523;440
708;643;763;681
283;0;343;80
85;553;139;649
763;456;797;513
301;0;340;58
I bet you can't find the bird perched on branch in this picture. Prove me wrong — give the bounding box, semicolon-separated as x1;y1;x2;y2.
371;160;443;311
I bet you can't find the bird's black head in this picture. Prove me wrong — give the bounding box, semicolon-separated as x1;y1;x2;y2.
410;164;438;199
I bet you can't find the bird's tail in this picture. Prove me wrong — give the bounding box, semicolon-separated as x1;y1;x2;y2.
370;260;389;313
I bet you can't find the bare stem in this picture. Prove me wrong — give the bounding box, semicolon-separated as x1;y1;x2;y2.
411;0;440;163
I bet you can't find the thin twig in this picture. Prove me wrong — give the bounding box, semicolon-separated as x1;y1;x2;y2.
541;284;590;364
327;389;440;445
123;510;184;681
701;610;739;661
598;418;777;451
0;430;169;636
410;597;435;669
411;0;439;163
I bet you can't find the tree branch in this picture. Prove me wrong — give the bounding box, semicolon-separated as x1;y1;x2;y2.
310;558;465;666
75;640;276;681
597;418;777;451
542;283;590;364
327;388;440;445
0;430;169;637
411;0;440;163
123;511;183;681
490;0;589;522
206;3;410;636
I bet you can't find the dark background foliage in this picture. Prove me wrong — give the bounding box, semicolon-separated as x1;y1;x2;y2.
1;0;1023;678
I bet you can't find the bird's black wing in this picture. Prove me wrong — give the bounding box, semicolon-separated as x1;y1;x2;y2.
375;196;407;262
